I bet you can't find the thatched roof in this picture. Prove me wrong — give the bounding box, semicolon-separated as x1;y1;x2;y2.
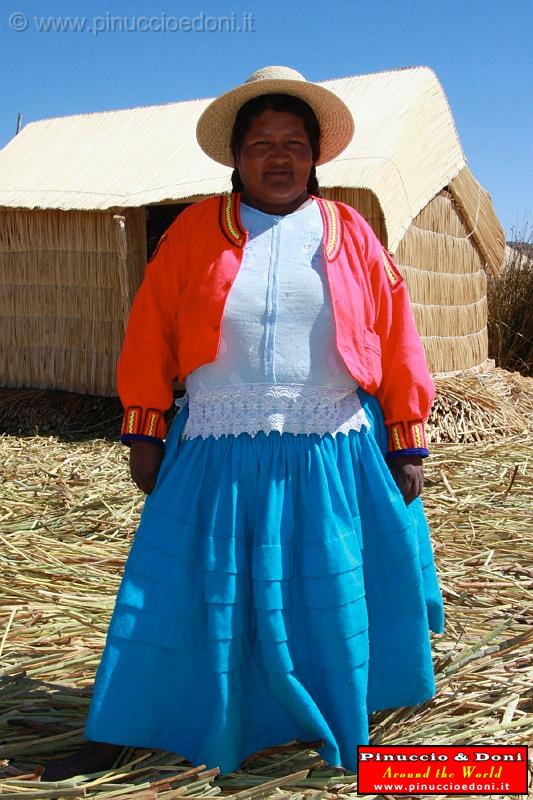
448;165;506;276
0;66;503;269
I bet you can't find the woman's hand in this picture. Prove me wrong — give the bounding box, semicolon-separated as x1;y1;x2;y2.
129;441;164;494
387;454;424;505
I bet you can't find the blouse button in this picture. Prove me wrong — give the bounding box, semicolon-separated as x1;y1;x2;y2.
223;280;232;290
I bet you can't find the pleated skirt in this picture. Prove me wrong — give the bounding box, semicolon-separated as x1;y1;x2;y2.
84;389;445;773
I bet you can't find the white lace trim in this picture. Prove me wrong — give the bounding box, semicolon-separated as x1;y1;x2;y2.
180;384;371;440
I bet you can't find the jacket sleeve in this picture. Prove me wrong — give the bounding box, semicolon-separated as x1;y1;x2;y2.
117;223;183;447
365;226;435;459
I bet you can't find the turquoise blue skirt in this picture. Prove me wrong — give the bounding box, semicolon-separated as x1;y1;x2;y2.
85;389;444;773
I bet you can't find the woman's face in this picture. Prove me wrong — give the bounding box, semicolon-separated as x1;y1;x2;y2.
234;109;314;214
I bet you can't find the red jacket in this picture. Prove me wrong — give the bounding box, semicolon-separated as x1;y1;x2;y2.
118;192;435;456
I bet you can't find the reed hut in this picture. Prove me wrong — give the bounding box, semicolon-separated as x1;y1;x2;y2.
0;66;505;395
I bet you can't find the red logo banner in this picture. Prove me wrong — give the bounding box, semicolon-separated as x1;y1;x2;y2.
357;745;529;795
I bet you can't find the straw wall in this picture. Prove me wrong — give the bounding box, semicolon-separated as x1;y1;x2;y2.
394;189;488;373
321;187;387;244
0;207;146;395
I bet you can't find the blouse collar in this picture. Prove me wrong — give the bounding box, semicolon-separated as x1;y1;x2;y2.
219;191;342;262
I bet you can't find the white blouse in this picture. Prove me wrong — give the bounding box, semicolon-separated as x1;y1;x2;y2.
181;197;370;440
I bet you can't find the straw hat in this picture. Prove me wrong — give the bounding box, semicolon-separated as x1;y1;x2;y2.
196;65;354;167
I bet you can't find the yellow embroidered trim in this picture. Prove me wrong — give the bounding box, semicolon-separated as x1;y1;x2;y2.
324;200;338;258
390;422;427;451
412;423;423;448
146;412;157;437
382;250;399;287
392;427;403;450
127;409;138;434
225;194;242;243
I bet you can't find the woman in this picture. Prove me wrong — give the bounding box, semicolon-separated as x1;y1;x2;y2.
41;66;444;780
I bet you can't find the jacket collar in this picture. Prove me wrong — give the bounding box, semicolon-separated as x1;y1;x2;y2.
218;191;343;262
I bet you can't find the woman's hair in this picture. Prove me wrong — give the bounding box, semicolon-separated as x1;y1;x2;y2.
230;93;321;196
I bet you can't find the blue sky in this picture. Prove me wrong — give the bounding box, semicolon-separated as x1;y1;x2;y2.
1;0;531;240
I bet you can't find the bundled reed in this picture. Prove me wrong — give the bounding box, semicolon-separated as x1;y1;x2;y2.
0;207;146;397
429;366;533;443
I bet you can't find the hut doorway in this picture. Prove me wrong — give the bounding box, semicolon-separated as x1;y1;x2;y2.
146;202;192;260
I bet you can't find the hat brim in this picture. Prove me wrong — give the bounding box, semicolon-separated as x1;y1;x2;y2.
196;78;355;167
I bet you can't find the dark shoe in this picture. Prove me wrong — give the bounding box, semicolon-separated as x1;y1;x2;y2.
40;740;124;781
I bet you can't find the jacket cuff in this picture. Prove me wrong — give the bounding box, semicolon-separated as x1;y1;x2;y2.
120;406;167;441
387;420;429;458
120;433;165;448
386;447;429;459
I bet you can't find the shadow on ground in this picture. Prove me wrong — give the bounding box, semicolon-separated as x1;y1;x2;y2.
0;388;180;443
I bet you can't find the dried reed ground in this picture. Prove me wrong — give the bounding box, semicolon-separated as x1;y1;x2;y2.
0;377;531;799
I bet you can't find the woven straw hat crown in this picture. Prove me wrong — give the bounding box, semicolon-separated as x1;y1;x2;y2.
196;65;355;167
244;66;306;82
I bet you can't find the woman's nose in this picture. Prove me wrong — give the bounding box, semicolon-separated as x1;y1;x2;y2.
268;142;291;160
